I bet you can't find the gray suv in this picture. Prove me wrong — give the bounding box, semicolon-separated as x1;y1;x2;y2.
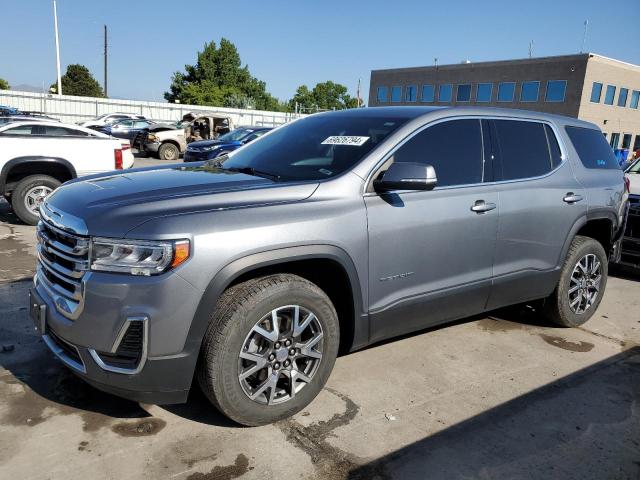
29;107;628;426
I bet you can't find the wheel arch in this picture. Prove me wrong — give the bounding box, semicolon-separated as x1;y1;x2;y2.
0;156;77;194
559;213;617;265
186;245;367;360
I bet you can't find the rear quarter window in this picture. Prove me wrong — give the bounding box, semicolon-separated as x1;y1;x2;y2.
565;126;620;169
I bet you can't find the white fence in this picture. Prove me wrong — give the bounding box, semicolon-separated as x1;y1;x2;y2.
0;89;303;127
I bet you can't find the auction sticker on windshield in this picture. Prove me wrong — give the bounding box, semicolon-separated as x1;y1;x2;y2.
321;136;370;146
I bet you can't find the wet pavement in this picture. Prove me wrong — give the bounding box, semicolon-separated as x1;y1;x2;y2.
0;195;639;479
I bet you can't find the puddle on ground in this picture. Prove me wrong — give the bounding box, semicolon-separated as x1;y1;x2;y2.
186;454;250;480
539;334;594;352
111;418;167;437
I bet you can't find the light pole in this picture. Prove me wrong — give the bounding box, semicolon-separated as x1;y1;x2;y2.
52;0;62;95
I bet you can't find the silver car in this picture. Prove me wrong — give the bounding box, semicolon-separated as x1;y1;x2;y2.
29;107;628;426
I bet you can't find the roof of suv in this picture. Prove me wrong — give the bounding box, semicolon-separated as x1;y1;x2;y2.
315;106;597;129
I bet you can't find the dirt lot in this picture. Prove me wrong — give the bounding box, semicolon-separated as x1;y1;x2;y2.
0;170;639;479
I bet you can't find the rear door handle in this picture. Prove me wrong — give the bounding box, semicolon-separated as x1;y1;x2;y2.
563;193;584;204
471;200;497;213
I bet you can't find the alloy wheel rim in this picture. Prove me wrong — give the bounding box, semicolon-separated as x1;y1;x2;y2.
238;305;323;405
24;186;53;215
568;253;602;314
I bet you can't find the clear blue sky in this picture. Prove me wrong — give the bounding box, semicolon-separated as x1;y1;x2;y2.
1;0;638;104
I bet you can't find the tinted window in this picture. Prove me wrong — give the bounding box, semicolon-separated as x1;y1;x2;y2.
622;134;632;149
618;88;628;107
545;80;566;102
456;84;471;102
631;90;640;109
492;120;553;180
590;82;603;103
565;126;620;169
497;82;515;102
438;84;452;102
45;126;88;136
377;86;388;103
391;119;483;187
221;114;408;181
391;86;402;102
2;125;34;135
476;83;492;102
604;85;616;105
610;133;619;149
406;85;417;102
421;84;435;102
520;81;539;102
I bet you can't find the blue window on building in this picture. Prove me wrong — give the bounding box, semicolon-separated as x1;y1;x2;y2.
406;85;417;102
438;84;452;102
476;83;493;102
520;81;540;102
631;90;640;109
545;80;567;102
497;82;515;102
391;86;402;103
421;84;435;102
376;86;388;103
456;84;472;102
618;88;628;107
590;82;603;103
604;85;616;105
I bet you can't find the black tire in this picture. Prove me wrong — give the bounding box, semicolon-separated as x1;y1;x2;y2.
197;274;340;426
11;175;61;225
543;235;608;327
158;143;180;161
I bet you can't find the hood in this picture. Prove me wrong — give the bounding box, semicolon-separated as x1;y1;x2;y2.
187;139;241;149
45;164;318;237
626;172;640;196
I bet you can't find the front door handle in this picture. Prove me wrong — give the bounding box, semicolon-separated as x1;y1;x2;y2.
563;192;584;204
471;200;497;213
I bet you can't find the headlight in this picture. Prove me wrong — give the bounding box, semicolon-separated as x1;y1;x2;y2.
90;238;190;276
202;145;218;152
147;134;158;142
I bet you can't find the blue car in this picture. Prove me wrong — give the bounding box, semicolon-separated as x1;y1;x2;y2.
183;126;272;162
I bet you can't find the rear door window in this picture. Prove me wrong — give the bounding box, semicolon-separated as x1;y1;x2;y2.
491;120;554;180
565;126;619;169
391;119;484;187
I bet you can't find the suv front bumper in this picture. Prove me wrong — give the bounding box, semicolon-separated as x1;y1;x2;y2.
32;268;203;404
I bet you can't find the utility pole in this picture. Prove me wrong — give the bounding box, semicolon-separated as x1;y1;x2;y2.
104;24;108;97
529;40;533;59
581;19;589;53
52;0;62;95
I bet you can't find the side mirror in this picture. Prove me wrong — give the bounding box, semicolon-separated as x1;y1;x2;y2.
373;162;437;192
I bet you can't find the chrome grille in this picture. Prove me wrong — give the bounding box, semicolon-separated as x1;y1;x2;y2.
36;218;90;319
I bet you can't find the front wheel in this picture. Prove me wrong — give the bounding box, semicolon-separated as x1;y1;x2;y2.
11;175;61;225
197;274;340;426
543;235;608;327
158;143;180;161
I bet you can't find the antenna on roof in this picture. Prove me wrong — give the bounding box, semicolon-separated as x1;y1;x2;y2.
580;19;589;53
529;40;533;58
434;57;438;67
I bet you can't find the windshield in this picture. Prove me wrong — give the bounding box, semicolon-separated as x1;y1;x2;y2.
626;158;640;174
220;114;407;181
218;128;256;142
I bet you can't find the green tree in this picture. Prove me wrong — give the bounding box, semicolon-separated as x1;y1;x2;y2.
50;64;104;97
165;38;283;111
289;81;358;112
0;78;9;90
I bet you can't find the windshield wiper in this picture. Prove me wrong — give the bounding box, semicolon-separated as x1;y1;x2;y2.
224;166;281;182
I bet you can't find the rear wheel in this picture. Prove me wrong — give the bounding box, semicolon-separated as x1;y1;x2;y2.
197;274;340;426
543;235;607;327
11;175;60;225
158;143;179;161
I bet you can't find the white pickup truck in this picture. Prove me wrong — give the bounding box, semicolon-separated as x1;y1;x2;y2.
0;121;134;225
